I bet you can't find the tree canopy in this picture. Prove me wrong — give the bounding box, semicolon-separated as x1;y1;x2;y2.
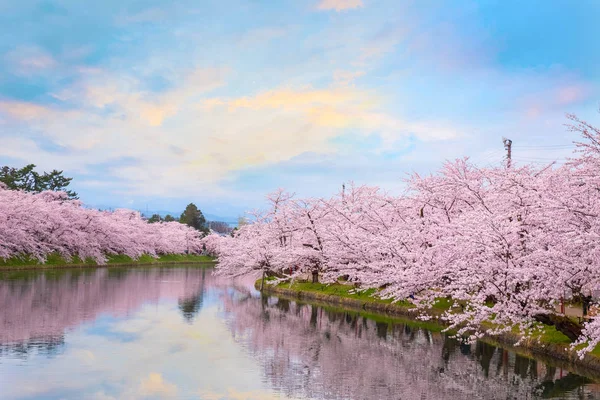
180;203;208;234
0;164;78;199
164;214;177;222
0;187;205;264
147;214;162;223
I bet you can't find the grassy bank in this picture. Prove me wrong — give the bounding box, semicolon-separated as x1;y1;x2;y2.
0;253;216;270
259;280;600;375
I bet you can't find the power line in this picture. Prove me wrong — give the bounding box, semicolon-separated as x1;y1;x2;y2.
512;158;567;165
469;149;505;165
513;144;575;149
513;156;568;161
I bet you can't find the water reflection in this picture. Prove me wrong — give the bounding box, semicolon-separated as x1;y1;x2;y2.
221;289;600;400
0;267;598;400
0;267;207;357
178;269;207;324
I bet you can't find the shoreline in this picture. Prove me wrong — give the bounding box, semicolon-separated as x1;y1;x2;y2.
0;255;216;272
259;281;600;379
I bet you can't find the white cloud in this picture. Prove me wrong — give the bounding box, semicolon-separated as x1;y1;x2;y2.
0;67;460;198
316;0;364;12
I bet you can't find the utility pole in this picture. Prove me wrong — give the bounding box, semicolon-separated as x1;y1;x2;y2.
502;137;512;168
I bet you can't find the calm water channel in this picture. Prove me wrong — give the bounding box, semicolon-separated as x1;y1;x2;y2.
1;266;599;400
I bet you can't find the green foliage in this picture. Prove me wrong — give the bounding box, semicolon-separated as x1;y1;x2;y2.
148;214;162;223
163;214;177;222
179;203;208;233
432;297;454;311
0;164;78;199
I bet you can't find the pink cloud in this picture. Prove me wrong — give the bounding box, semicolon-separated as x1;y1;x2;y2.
5;47;57;75
555;84;590;106
0;100;52;120
518;81;594;120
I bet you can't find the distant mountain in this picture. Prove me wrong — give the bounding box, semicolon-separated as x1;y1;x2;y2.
84;205;240;226
203;213;239;225
147;210;239;226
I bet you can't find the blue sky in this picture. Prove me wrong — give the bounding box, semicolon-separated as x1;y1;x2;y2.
0;0;598;218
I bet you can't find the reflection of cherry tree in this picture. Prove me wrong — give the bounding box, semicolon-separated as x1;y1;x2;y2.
0;268;210;352
221;292;599;400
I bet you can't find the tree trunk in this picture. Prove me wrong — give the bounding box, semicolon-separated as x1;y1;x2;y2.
534;314;582;342
312;270;319;283
583;295;592;317
260;270;266;292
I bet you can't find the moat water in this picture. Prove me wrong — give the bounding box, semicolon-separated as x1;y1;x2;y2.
0;266;599;399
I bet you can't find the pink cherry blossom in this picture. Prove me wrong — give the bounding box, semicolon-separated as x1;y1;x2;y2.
0;188;204;263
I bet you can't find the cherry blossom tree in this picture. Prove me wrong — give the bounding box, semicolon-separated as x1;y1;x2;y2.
0;187;205;264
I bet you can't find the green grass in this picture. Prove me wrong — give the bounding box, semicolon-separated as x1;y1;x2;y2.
273;281;459;311
278;281;416;307
432;297;454;311
281;282;458;311
0;253;215;268
531;325;600;357
538;325;572;345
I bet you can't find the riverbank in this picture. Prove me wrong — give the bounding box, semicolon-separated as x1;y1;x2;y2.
0;253;216;271
259;280;600;376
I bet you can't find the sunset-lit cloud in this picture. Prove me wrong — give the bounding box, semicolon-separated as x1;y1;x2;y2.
0;68;461;199
139;373;178;398
0;100;52;120
316;0;364;12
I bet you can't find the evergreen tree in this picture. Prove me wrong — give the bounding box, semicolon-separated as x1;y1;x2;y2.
0;164;78;199
148;214;162;223
179;203;208;234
